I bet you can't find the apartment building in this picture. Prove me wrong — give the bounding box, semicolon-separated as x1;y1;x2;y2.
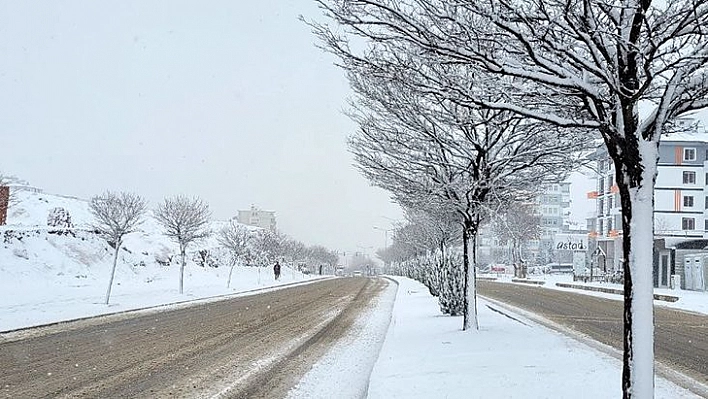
589;119;708;284
236;205;277;232
537;182;572;247
478;182;572;267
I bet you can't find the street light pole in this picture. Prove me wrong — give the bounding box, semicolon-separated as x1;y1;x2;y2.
373;226;391;248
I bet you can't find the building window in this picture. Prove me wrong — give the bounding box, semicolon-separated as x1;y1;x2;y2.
705;172;708;185
682;217;696;230
705;219;708;231
684;196;695;207
684;171;697;184
705;196;708;209
684;148;696;161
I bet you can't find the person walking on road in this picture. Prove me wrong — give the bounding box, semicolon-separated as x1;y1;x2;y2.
274;261;281;280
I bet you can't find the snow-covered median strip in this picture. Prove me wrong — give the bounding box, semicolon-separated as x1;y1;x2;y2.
286;278;398;399
366;276;697;399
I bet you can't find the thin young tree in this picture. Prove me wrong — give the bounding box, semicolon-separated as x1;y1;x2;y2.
491;202;541;279
315;2;708;394
218;221;252;288
89;191;147;304
154;195;211;294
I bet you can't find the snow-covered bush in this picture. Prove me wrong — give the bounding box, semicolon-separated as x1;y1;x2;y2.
47;207;73;228
193;249;220;268
437;253;464;316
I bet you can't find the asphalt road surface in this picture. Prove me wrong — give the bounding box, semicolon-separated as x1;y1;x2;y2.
0;277;388;398
479;280;708;388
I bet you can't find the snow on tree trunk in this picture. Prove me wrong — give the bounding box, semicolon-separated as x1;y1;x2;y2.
470;227;479;330
105;241;121;304
227;263;235;288
619;139;658;398
179;247;186;295
462;223;479;331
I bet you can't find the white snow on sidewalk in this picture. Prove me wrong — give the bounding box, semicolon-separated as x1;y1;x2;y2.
366;277;698;399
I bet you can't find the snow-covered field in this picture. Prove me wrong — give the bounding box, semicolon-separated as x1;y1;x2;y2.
0;189;314;332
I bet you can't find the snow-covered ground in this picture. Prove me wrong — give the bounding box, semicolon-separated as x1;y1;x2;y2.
364;277;698;399
0;189;315;332
3;189;705;397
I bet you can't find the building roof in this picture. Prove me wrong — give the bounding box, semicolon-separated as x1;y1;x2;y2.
661;130;708;144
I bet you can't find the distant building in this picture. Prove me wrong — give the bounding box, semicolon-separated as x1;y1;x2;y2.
236;205;277;232
588;119;708;287
478;181;574;267
537;182;572;246
0;186;8;225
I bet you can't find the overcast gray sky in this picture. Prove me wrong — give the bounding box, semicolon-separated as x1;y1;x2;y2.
0;1;402;253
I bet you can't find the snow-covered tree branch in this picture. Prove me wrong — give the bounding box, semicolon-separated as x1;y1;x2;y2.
314;1;708;395
154;195;211;294
89;191;147;304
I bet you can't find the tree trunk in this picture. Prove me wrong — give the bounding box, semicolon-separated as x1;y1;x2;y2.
179;246;186;295
227;262;235;288
462;226;470;330
462;220;479;331
105;240;121;304
470;224;479;330
615;139;658;399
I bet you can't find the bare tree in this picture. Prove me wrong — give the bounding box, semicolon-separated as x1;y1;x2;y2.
154;195;211;294
89;191;147;304
492;202;541;279
315;1;708;394
307;245;338;274
339;51;584;330
249;229;284;267
218;221;253;288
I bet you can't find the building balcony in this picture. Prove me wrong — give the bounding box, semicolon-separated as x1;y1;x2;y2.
609;229;621;237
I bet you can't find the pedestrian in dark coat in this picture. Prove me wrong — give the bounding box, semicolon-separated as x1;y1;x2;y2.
274;261;281;280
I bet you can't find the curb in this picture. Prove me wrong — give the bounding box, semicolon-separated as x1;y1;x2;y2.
555;282;679;302
512;278;546;286
480;295;708;398
0;277;335;339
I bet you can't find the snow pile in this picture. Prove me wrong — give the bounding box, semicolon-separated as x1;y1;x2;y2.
0;189;312;332
366;277;696;399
